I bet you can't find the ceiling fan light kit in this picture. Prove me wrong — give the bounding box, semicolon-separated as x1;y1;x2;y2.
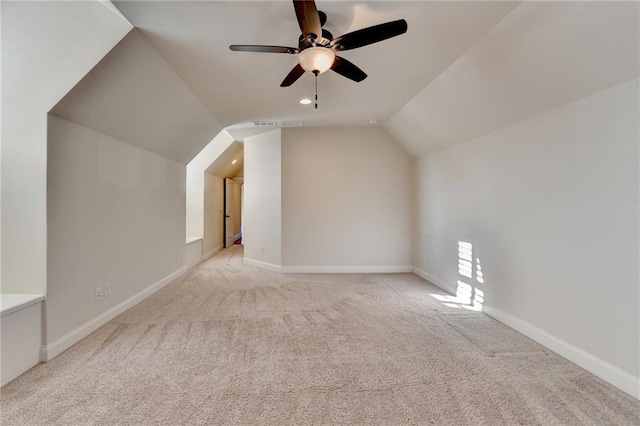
298;47;335;74
230;0;408;108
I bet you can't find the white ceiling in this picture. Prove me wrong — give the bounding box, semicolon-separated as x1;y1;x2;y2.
51;29;223;164
51;1;639;162
385;1;640;157
112;1;520;129
206;141;244;178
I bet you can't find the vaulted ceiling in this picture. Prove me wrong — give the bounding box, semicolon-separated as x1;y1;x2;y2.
53;1;639;162
386;1;639;156
51;29;223;164
206;141;244;179
112;1;519;130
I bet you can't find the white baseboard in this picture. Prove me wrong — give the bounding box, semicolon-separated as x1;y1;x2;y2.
282;265;414;273
40;266;187;362
482;303;640;400
244;259;414;274
412;267;640;400
202;245;223;261
412;267;457;294
243;257;282;272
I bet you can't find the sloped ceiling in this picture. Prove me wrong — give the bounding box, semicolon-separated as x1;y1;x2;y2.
50;29;223;164
112;1;519;128
205;141;244;179
109;1;639;159
52;1;640;161
385;1;640;157
3;0;132;120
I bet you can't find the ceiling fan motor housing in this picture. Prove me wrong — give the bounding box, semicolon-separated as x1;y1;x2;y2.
298;29;334;49
229;0;408;87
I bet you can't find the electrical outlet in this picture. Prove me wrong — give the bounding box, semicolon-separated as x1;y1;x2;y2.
104;282;111;297
260;246;265;254
95;286;103;301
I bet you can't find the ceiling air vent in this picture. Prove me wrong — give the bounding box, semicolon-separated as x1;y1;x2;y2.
251;121;303;128
252;121;278;127
279;121;303;127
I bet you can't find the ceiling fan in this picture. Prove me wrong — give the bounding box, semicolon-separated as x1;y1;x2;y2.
229;0;408;89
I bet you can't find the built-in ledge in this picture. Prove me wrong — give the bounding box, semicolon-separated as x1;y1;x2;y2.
186;238;203;269
1;294;45;317
1;293;45;387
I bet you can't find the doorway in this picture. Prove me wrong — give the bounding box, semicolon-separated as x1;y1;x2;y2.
223;177;242;248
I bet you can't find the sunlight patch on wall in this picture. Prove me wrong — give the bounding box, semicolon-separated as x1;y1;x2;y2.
431;241;485;311
476;258;484;284
458;241;473;278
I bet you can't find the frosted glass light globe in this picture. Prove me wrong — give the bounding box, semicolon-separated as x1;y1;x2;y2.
298;47;336;74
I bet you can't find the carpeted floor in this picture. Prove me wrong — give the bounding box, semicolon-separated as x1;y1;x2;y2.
2;245;639;425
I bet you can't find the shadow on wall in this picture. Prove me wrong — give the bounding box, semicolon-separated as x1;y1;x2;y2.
431;241;485;311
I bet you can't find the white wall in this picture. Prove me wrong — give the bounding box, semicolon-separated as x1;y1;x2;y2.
1;1;132;294
47;116;186;345
244;129;282;267
186;131;234;240
281;127;413;272
203;173;224;257
413;79;639;395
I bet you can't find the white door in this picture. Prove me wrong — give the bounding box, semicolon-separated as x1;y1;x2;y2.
224;178;235;248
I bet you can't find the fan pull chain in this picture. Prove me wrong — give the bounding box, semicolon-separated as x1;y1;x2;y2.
314;70;319;109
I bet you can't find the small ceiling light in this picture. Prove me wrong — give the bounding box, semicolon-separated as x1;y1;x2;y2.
298;47;336;74
300;98;312;105
368;119;378;125
232;159;237;165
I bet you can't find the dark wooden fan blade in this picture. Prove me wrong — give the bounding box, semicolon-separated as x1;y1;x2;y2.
318;10;327;27
331;56;367;82
293;0;322;38
330;19;408;51
230;45;299;54
280;64;306;87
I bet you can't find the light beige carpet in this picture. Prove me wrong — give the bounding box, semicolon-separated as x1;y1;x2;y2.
2;246;639;425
